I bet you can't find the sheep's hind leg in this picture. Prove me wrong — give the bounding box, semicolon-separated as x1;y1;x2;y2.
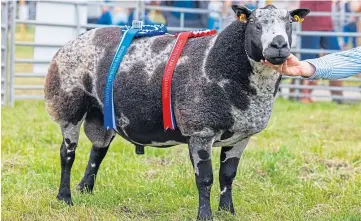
189;136;214;220
57;119;84;205
77;109;115;193
218;138;249;214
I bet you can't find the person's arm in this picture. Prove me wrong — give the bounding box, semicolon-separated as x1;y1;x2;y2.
306;47;361;80
262;47;361;80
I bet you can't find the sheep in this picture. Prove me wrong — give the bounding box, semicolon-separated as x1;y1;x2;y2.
44;5;309;220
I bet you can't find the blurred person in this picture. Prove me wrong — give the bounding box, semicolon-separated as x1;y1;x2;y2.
28;1;36;20
112;6;129;26
350;1;361;46
97;6;112;25
222;0;236;26
87;5;101;25
257;0;273;8
298;0;343;104
19;0;29;21
222;1;256;27
262;47;361;80
342;1;357;49
18;0;29;40
162;1;205;29
207;0;222;30
243;0;256;10
147;1;166;25
127;7;162;26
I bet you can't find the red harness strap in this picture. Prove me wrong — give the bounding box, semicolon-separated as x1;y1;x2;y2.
162;30;217;130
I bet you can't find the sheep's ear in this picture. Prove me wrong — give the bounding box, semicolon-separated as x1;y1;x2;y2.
232;5;252;22
290;8;310;22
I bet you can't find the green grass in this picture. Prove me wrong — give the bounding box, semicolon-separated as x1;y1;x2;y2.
2;99;361;221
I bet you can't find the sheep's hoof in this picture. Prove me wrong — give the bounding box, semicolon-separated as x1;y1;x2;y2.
197;215;212;221
135;145;145;155
218;203;235;215
218;208;236;216
218;206;235;215
76;182;93;194
57;194;73;206
197;211;212;220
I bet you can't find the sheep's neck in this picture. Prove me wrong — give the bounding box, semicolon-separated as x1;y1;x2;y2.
205;21;254;96
248;58;281;96
206;21;280;98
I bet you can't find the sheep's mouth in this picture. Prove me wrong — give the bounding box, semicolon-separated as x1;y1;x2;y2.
267;56;287;65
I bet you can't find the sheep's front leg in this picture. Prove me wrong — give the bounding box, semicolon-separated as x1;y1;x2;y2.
77;145;110;193
218;138;249;214
189;136;214;220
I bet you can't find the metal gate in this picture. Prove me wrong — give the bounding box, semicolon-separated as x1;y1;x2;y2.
2;1;217;106
2;1;361;106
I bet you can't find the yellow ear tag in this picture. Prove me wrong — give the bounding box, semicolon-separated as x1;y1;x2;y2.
239;13;247;22
293;15;304;23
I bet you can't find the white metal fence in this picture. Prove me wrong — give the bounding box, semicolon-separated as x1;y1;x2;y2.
281;10;361;103
1;1;8;105
2;1;361;106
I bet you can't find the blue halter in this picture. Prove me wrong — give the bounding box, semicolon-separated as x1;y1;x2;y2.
103;21;167;131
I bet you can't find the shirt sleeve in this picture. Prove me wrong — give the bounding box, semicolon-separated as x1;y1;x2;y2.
304;46;361;80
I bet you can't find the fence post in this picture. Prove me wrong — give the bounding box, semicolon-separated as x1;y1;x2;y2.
180;12;184;29
294;22;302;101
218;11;223;31
75;2;80;35
134;1;140;21
1;1;8;105
139;1;145;23
9;1;16;106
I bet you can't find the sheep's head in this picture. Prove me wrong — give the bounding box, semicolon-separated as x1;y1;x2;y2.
232;5;310;65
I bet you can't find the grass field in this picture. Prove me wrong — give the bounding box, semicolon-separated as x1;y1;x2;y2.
2;99;361;220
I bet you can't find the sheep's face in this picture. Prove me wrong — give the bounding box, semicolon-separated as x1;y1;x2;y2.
232;5;310;65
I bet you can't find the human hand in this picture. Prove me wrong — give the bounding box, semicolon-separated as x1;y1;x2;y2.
261;54;315;78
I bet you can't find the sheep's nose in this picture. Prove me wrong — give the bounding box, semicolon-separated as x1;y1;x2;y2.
270;35;288;49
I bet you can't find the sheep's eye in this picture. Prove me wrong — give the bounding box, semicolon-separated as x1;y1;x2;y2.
249;18;255;23
290;20;293;24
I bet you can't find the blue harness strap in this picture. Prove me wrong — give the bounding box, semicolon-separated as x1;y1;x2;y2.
103;22;168;131
104;28;139;130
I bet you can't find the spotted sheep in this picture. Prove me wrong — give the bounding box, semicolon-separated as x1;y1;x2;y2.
44;5;309;220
